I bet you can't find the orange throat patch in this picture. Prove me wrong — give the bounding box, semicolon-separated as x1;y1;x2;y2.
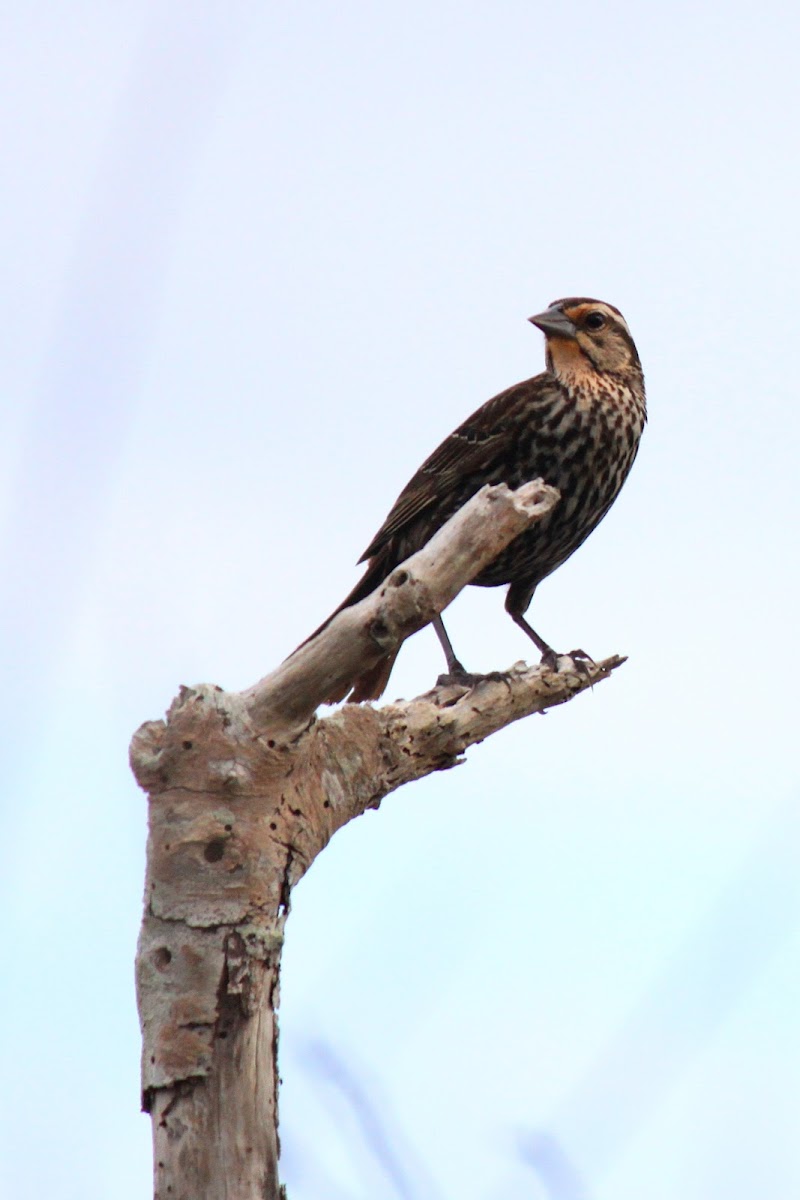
547;336;598;394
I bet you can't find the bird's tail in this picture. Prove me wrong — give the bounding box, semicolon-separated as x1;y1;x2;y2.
294;555;388;649
326;647;400;705
288;553;399;703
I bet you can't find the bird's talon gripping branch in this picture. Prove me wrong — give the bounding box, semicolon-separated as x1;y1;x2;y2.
541;650;594;676
567;653;594;678
435;668;478;689
434;666;513;693
480;669;512;685
568;648;594;663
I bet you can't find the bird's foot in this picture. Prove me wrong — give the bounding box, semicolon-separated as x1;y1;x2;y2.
435;666;509;690
539;647;595;675
566;648;594;676
436;664;476;688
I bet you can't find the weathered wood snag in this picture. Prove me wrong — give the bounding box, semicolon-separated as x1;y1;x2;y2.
130;481;625;1199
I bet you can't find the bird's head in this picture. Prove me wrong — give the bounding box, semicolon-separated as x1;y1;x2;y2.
529;298;641;386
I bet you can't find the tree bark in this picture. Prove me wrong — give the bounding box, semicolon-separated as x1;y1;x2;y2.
130;481;625;1199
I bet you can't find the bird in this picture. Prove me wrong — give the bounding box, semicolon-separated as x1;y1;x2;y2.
305;297;646;703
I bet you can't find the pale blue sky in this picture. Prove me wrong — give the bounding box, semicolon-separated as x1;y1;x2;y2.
1;3;799;1198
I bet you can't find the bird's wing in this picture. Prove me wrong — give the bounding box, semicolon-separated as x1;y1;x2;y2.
358;378;536;562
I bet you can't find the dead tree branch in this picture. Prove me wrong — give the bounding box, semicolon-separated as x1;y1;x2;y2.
130;481;626;1199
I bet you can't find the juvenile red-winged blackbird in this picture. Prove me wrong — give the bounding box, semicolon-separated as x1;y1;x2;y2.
308;298;646;702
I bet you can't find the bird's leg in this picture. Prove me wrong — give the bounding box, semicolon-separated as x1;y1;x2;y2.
432;615;509;690
509;611;595;673
508;610;559;670
504;584;593;672
432;614;468;676
504;583;555;660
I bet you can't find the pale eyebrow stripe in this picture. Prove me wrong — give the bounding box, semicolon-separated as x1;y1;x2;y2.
568;302;631;335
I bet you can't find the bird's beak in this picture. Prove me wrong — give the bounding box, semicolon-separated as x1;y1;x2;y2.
528;307;577;339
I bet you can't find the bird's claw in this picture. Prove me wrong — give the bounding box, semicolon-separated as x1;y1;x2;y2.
436;663;472;688
539;648;595;675
565;649;594;676
435;667;508;690
568;648;594;663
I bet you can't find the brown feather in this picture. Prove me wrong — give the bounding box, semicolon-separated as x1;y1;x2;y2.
345;650;400;704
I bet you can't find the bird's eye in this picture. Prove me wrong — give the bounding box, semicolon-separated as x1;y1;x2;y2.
584;312;606;331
